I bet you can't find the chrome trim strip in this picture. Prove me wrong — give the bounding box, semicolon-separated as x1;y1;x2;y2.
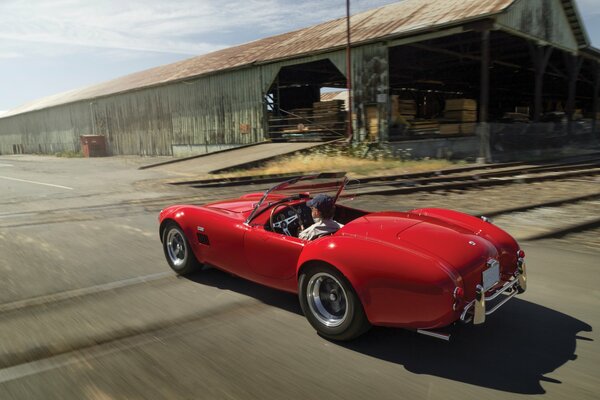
416;329;451;341
486;278;519;302
460;277;520;322
486;289;518;314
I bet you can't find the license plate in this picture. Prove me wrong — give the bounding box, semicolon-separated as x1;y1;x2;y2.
482;260;500;291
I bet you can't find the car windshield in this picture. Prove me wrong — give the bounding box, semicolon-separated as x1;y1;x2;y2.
269;172;347;197
245;172;347;224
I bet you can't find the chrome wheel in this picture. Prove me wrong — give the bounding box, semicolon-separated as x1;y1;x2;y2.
306;272;348;327
166;228;187;269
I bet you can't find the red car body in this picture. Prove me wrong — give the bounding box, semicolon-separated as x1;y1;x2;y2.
159;174;527;340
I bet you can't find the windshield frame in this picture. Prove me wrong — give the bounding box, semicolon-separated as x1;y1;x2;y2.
244;172;347;225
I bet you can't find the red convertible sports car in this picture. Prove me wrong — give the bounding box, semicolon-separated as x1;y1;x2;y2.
159;173;527;341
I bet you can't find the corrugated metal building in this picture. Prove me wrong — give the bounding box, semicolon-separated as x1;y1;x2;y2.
0;0;598;157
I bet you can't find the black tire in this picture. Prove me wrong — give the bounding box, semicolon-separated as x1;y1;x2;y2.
162;222;201;275
299;265;371;341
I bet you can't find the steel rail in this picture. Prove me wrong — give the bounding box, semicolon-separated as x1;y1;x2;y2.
171;153;600;190
480;192;600;218
353;166;600;196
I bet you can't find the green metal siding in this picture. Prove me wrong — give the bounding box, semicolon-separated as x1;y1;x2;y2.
0;104;90;155
0;68;267;155
497;0;578;52
0;52;351;156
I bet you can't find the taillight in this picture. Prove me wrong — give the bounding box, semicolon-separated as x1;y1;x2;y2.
454;287;464;299
517;250;525;259
453;287;464;310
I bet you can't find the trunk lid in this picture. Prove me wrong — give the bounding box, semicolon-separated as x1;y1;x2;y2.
341;212;498;297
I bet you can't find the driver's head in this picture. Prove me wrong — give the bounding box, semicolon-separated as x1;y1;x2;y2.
307;194;335;220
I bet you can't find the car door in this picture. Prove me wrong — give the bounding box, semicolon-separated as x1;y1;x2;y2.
244;225;304;281
187;211;249;275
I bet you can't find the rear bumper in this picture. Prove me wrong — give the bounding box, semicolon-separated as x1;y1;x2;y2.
460;261;527;324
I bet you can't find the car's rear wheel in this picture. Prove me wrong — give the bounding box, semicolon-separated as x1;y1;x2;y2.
162;222;201;275
299;265;370;341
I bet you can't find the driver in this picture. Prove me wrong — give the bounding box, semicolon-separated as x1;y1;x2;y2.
299;194;343;240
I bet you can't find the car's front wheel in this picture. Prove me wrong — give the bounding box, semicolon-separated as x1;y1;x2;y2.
299;265;371;340
162;222;201;275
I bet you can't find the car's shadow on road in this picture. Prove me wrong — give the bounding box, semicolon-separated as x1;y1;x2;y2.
185;268;592;395
342;299;592;394
185;267;303;315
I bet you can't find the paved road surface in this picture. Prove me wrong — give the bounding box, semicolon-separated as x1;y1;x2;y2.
0;155;597;399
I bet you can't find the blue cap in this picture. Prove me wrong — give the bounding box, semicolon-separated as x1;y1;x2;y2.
307;194;335;212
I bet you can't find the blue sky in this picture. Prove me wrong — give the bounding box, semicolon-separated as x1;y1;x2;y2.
0;0;599;114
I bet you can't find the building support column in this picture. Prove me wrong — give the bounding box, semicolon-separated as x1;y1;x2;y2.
529;44;553;122
565;53;583;140
593;61;600;141
345;0;354;142
478;29;491;162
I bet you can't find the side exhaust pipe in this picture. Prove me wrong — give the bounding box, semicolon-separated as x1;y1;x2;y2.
416;329;451;341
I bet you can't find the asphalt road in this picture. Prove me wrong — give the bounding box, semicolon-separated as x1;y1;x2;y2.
0;155;597;399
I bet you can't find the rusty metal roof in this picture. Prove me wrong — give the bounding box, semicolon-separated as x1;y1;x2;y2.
0;0;555;117
561;0;590;49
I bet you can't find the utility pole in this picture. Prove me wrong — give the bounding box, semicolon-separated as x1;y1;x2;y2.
346;0;353;141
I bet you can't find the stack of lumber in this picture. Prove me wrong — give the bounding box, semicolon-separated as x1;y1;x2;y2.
502;112;529;122
312;100;345;128
439;122;476;135
289;107;312;119
515;106;530;115
408;119;440;135
444;99;477;122
391;96;417;122
313;100;344;112
440;98;477;135
366;106;379;140
270;102;347;138
439;124;460;135
459;123;476;134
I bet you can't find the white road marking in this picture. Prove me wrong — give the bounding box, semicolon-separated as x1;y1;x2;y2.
0;315;223;384
0;271;173;314
0;212;37;219
0;175;73;190
0;163;13;167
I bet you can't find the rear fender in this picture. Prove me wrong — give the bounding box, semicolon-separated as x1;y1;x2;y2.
297;236;458;328
411;208;520;269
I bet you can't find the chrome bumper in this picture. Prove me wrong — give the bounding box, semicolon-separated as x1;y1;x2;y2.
460;261;527;324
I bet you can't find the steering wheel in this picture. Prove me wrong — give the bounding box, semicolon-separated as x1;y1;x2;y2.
270;203;302;236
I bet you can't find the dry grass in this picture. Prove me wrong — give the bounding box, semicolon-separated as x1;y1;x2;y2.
220;152;464;179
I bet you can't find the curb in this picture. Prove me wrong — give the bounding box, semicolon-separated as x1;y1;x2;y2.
138;142;268;170
206;138;345;174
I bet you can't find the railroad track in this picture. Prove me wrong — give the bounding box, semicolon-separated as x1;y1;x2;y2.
171;154;600;197
351;163;600;196
479;195;600;242
3;155;598;234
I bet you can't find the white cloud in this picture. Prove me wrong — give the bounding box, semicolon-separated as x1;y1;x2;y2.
0;52;22;59
575;0;600;16
0;0;398;58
